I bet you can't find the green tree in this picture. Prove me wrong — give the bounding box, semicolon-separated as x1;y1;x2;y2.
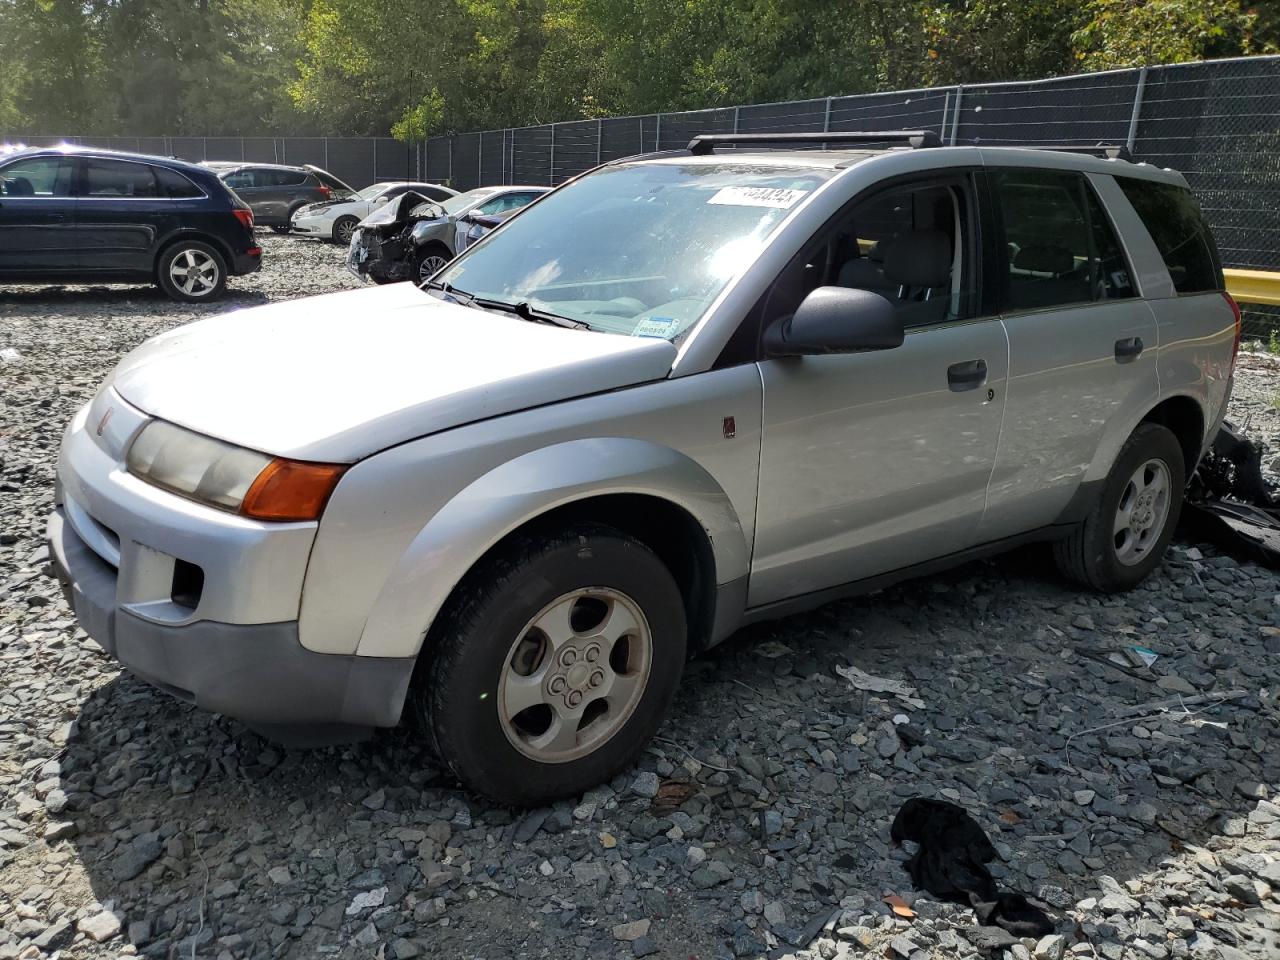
1072;0;1257;68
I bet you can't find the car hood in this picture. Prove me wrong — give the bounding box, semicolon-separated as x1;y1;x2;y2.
111;284;678;462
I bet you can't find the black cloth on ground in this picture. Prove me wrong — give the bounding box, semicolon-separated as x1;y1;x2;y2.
890;797;1054;938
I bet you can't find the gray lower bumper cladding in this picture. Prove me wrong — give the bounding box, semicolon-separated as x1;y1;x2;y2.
47;508;414;746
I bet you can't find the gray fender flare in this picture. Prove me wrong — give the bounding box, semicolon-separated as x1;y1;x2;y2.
354;437;750;658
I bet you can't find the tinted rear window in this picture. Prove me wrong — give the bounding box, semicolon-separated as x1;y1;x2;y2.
1116;178;1221;294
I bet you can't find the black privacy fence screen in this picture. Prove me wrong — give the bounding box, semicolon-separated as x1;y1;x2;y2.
9;56;1279;333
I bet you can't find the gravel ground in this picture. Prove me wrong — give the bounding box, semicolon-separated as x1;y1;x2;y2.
3;238;1280;960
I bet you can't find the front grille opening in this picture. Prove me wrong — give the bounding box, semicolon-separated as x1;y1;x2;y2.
171;560;205;611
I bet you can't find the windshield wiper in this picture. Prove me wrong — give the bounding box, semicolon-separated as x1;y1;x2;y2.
472;297;590;330
421;279;476;304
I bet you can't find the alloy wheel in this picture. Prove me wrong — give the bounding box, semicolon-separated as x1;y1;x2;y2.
498;588;652;763
1113;458;1172;566
168;249;220;298
418;255;448;283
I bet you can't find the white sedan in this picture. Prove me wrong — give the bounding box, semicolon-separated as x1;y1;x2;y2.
291;181;457;243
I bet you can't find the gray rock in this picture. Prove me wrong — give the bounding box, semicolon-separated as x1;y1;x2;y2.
113;835;162;881
78;911;122;943
632;771;661;798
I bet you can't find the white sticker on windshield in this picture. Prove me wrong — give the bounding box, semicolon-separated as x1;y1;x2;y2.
708;186;809;209
632;317;679;339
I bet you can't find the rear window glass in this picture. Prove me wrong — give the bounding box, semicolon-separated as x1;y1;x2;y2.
1116;178;1221;294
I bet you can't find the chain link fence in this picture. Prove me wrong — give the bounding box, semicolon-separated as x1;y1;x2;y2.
421;55;1279;338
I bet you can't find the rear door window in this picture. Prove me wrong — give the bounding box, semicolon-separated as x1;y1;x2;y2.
270;169;309;187
222;168;262;189
83;159;161;197
0;156;75;197
1116;178;1221;293
993;170;1134;312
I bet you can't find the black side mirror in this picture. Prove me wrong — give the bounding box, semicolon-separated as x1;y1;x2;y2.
764;286;904;357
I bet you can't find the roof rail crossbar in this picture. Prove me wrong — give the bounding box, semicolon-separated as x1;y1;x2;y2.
988;142;1133;161
687;130;941;155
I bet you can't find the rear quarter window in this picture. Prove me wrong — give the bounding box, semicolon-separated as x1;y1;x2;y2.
1116;178;1222;294
155;166;203;198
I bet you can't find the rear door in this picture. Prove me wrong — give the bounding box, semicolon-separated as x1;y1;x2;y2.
74;157;182;275
0;154;78;275
977;167;1159;541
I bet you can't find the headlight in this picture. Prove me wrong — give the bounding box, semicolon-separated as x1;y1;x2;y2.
126;420;346;521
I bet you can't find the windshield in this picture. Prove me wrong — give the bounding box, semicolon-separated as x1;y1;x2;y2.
356;182;395;200
441;188;498;216
435;162;831;338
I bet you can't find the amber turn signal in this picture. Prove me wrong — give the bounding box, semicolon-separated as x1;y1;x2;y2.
240;459;347;522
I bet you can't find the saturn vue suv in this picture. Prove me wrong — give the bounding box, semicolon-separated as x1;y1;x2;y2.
49;131;1238;803
1;146;260;302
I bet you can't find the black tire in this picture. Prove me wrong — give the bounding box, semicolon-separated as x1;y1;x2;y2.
412;523;687;804
156;241;227;303
332;216;359;245
1054;422;1186;591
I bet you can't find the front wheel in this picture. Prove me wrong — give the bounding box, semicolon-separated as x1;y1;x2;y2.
412;524;687;804
157;241;227;303
332;216;359;245
1054;422;1186;591
415;247;450;284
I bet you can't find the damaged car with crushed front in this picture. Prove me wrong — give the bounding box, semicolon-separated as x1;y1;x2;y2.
49;133;1239;804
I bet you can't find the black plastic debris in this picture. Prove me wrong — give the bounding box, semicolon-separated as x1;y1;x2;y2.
1184;420;1280;568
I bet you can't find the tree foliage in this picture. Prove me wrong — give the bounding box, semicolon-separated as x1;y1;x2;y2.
0;0;1275;138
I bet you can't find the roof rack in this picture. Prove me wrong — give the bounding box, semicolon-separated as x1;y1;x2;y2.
687;130;941;155
994;142;1133;161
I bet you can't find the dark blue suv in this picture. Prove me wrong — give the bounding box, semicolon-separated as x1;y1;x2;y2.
0;146;261;302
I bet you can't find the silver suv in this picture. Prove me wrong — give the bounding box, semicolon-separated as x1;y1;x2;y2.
49;131;1240;804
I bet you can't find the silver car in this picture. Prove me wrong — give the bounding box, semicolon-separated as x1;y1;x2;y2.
49;132;1239;804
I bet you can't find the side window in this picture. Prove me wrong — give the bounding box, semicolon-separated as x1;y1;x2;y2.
474;194;515;216
222;169;257;189
83;159;161;198
994;170;1133;311
1116;178;1221;294
154;166;202;198
0;156;75;197
272;169;308;187
760;177;978;333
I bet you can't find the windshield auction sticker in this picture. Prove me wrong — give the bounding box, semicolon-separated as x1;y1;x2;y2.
707;186;809;209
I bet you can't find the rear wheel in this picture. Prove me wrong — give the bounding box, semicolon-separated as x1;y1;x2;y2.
411;524;687;804
332;216;359;245
156;241;227;303
1054;422;1185;591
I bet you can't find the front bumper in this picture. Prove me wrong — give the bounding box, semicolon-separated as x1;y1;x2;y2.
48;391;414;743
290;216;329;236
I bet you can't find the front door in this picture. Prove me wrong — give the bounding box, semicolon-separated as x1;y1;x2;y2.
750;173;1009;607
0;154;78;276
976;168;1160;541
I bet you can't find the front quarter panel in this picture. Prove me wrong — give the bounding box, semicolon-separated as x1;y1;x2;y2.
298;366;763;657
